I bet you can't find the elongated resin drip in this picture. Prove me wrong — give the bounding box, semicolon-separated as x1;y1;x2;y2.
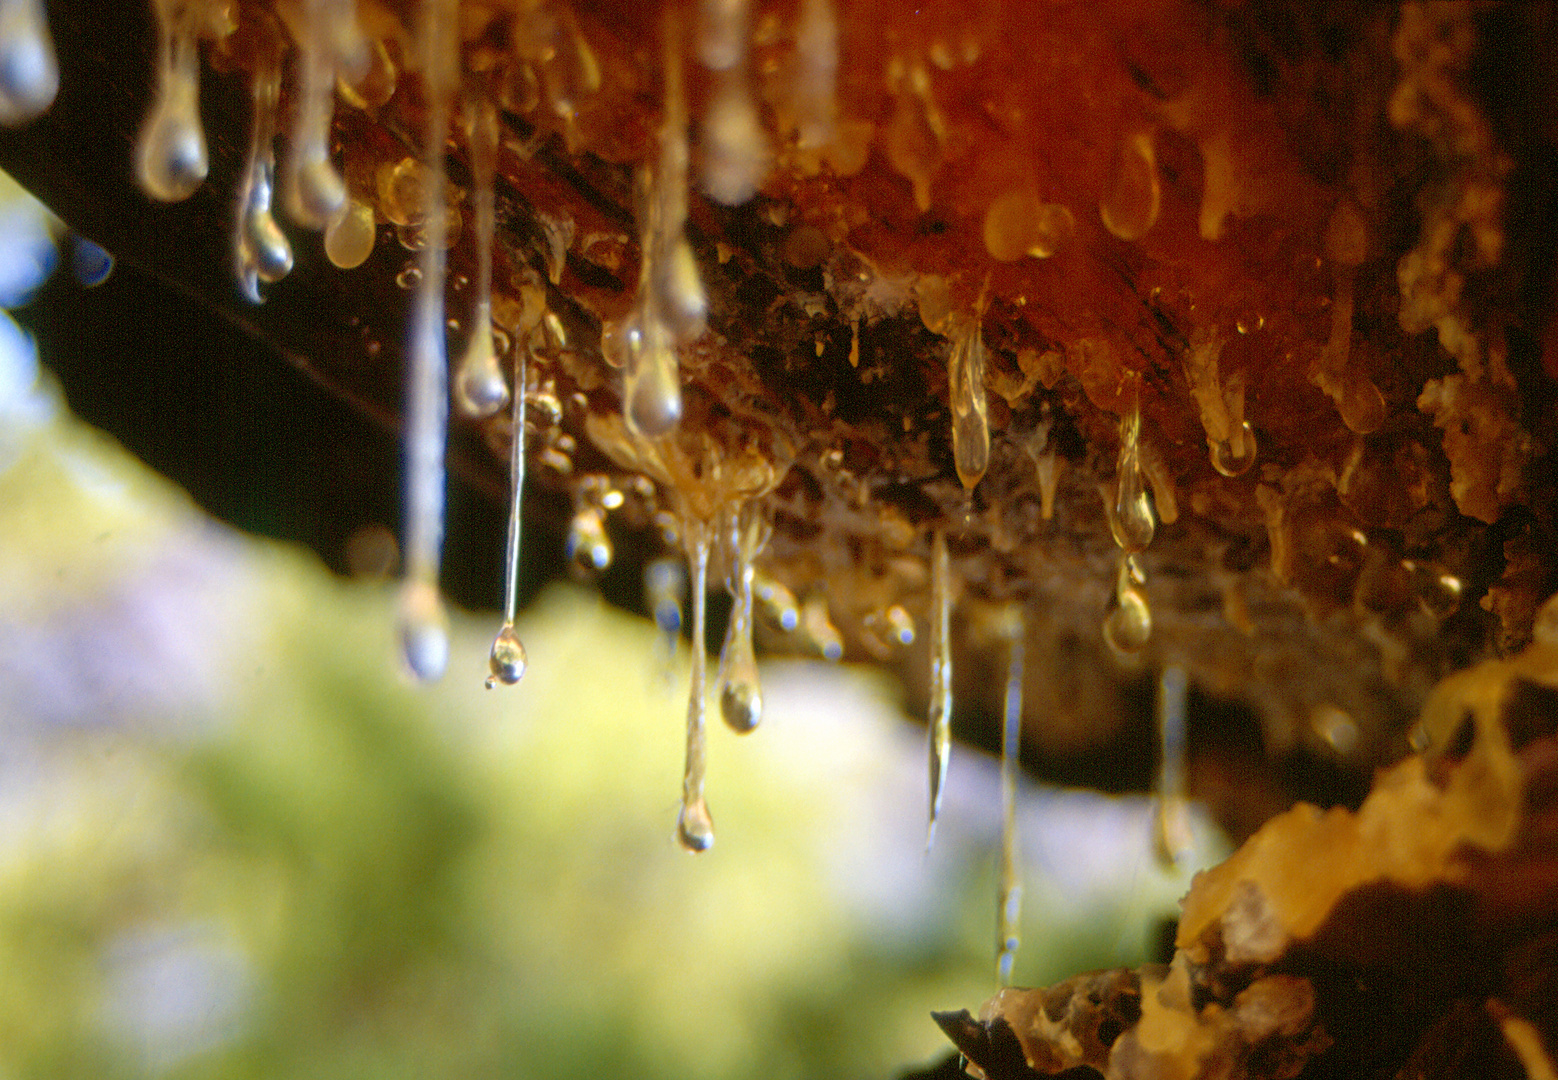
234;29;291;303
677;517;715;852
997;606;1024;986
697;0;768;205
1103;553;1151;656
927;529;952;848
1111;381;1154;554
397;0;456;682
793;0;838;151
1153;665;1193;866
0;0;58;125
716;507;764;733
486;347;530;688
646;556;686;683
950;317;990;491
137;0;207;202
1099;131;1160;242
454;90;510;419
282;0;350;229
623;8;707;439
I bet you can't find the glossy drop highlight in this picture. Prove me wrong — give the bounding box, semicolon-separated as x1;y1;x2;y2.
234;37;290;303
485;624;527;688
566;506;612;575
1104;557;1151;656
137;0;207;202
324;199;376;269
1111;390;1155;554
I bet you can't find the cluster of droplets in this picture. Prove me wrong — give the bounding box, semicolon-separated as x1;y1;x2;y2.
1103;379;1155;657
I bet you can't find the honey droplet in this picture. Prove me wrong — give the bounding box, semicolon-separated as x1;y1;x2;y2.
949;318;990;491
1103;557;1151;656
753;571;800;631
1152;666;1192;867
485;623;527;687
676;796;715;852
927;529;953;847
1209;420;1257;477
566;505;613;575
1111;386;1155;554
136;0;207;202
455;328;509;419
71;236;113;287
1099;131;1160;242
452;91;508;420
677;517;715;852
234;35;290;302
0;0;58;125
398;578;449;682
324;198;376;269
983;191;1076;262
716;508;764;733
1403;559;1462;620
623;314;683;438
281;0;350;229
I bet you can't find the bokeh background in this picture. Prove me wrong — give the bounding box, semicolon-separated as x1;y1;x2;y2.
0;176;1224;1080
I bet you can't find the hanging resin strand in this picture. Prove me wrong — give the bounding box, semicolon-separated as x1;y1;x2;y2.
1153;665;1194;866
1112;377;1154;554
486;346;529;688
281;0;350;229
397;0;456;682
137;0;208;202
676;517;715;852
454;89;510;419
0;0;59;126
950;317;990;491
716;506;764;733
927;529;953;848
234;24;291;302
622;7;705;439
997;605;1025;986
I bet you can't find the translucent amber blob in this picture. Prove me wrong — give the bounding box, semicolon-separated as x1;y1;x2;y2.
324;198;376;269
485;624;527;687
1099;131;1160;242
983;191;1075;262
949;318;991;491
0;0;57;125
